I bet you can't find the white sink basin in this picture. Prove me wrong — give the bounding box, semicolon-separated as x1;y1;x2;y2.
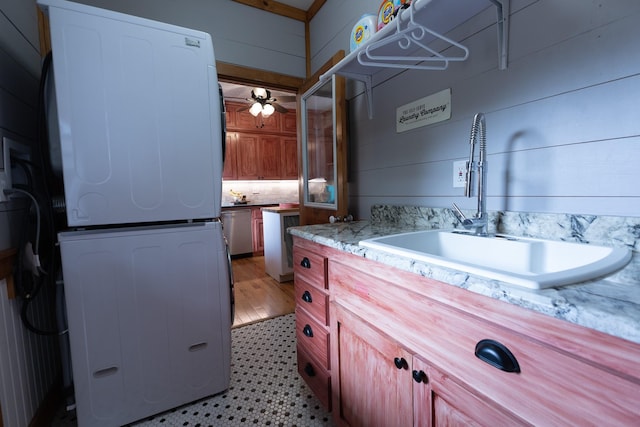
359;230;632;289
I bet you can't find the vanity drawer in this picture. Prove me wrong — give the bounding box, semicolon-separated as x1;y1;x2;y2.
293;248;327;289
294;278;329;326
296;308;330;370
297;344;331;411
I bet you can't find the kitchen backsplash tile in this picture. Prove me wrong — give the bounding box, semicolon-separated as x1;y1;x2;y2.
222;180;299;205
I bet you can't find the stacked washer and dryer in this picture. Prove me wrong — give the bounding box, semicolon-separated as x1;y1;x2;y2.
39;0;232;425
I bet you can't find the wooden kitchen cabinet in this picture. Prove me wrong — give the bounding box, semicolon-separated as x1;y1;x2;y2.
235;134;280;180
227;101;280;132
256;135;282;179
235;134;259;179
222;133;237;180
281;137;298;179
292;238;640;426
222;101;298;181
281;110;297;134
232;133;288;180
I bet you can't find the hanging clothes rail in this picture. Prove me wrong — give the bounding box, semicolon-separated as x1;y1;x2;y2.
356;0;470;71
318;0;510;119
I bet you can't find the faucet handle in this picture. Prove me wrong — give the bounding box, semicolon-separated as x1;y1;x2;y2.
452;203;475;228
452;203;467;222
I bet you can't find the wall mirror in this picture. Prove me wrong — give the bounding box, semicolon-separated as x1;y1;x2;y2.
301;75;337;209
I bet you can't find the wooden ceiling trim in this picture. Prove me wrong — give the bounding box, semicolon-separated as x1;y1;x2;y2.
300;49;344;93
217;61;303;91
232;0;307;21
306;0;326;21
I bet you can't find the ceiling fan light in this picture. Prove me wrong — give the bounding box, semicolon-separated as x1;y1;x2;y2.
262;103;275;117
249;102;263;117
253;87;268;99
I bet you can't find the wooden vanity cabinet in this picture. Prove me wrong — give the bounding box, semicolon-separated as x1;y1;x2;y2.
412;356;526;427
331;303;412;427
293;239;331;410
292;239;640;426
331;303;524;427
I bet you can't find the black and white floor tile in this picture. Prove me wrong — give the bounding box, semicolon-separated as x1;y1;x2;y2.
53;314;334;426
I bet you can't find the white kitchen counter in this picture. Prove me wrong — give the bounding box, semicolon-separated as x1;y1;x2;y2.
262;208;299;282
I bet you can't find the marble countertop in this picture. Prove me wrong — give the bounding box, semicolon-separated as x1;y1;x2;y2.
289;220;640;344
221;203;278;208
262;207;300;214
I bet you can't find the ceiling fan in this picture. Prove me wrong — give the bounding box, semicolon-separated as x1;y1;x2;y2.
238;87;292;117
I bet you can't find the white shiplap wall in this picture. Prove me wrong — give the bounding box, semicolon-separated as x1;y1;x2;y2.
71;0;307;78
1;0;60;425
309;0;640;219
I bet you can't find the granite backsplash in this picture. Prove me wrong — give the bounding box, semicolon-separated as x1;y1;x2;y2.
370;204;639;286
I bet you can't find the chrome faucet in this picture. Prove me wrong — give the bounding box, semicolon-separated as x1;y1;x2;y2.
452;113;488;236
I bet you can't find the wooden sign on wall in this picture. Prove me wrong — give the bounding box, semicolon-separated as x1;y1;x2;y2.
396;88;451;133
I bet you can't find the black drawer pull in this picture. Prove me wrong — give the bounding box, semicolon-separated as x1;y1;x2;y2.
412;370;428;384
303;324;314;337
300;257;311;269
393;357;408;370
475;339;521;373
301;291;313;303
304;362;316;377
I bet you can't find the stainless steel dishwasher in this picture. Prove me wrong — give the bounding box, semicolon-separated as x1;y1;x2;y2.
221;209;253;256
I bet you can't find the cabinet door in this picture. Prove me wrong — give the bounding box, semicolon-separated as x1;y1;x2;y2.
282;137;298;179
258;135;282;179
260;113;280;132
234;106;259;130
412;357;526;427
236;134;283;180
281;110;298;134
222;133;237;180
332;303;412;427
236;134;259;179
299;53;348;225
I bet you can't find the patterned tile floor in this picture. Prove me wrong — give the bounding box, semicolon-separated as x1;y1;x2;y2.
53;314;334;426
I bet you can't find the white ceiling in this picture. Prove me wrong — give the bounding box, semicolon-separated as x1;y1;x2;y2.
220;81;297;110
277;0;316;11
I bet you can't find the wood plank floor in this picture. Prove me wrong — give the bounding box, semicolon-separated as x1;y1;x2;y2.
231;256;295;328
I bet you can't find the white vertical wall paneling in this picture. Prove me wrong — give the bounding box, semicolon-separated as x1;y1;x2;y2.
0;281;27;427
0;0;59;426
